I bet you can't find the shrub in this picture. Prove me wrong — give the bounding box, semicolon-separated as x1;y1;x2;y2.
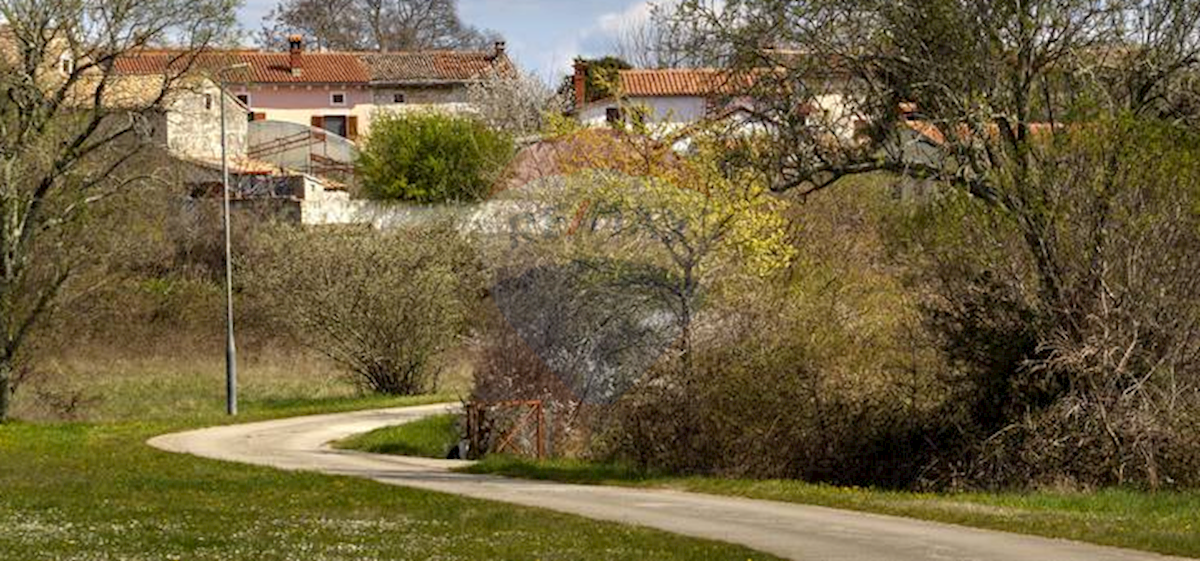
356;112;514;203
245;223;483;395
890;118;1200;489
592;176;953;486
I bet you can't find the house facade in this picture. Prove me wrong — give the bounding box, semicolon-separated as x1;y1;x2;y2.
571;65;755;131
570;63;857;142
114;38;515;143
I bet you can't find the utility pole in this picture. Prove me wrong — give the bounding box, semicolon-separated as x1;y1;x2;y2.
218;62;249;416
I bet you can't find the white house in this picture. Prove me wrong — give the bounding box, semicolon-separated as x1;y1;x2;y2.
569;62;859;143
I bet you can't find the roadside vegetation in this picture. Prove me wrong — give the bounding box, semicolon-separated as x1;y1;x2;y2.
335;412;460;458
459;456;1200;558
4;0;1200;557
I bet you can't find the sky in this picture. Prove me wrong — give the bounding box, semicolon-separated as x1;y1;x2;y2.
237;0;663;81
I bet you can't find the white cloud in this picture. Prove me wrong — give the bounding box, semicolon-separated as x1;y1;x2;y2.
596;1;660;34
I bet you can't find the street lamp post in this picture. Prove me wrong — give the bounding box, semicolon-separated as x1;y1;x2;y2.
218;62;249;416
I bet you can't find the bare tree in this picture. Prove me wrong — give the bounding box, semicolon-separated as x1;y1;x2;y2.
669;0;1200;487
245;224;482;396
466;69;568;138
261;0;499;51
674;0;1200;195
0;0;236;422
260;0;365;51
609;2;724;68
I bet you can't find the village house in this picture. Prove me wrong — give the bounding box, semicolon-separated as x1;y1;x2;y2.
570;64;756;131
568;61;858;143
113;38;515;142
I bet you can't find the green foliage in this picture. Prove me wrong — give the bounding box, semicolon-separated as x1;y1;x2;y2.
569;56;633;102
356;112;514;203
335;413;460;458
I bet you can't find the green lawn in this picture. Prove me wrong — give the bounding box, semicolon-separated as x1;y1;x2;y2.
0;356;778;561
335;412;460;458
458;456;1200;558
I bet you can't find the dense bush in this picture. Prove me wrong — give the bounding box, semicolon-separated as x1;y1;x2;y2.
356;112;514;203
245;223;483;395
472;119;1200;491
891;118;1200;489
590;177;953;486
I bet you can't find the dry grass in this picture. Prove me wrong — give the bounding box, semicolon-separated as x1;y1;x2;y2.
12;346;363;422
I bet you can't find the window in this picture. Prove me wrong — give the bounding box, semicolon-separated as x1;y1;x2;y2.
58;53;74;75
204;94;213;111
392;93;406;104
330;92;346;106
605;107;623;124
320;115;348;137
235;93;250;106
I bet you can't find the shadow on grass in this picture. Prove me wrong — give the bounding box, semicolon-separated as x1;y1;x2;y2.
459;455;666;485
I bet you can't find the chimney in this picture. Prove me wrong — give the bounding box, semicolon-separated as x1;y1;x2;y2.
288;34;303;77
493;41;506;58
572;59;588;109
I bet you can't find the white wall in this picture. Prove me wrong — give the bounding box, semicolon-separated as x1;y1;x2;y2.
578;96;708;128
165;82;247;161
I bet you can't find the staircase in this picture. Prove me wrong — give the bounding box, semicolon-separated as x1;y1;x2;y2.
247;126;356;182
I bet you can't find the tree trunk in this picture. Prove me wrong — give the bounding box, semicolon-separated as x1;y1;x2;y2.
0;356;12;423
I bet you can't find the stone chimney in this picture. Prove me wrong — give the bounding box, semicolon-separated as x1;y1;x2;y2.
487;41;507;65
288;34;303;77
572;59;588;109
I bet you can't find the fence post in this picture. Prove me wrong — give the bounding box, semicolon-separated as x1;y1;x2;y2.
536;401;545;459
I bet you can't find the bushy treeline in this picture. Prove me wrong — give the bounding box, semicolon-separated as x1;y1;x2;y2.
471;119;1200;491
24;189;484;405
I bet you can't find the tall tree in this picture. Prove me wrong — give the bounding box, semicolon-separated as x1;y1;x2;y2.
671;0;1200;485
261;0;499;52
672;0;1200;315
609;2;725;68
0;0;237;422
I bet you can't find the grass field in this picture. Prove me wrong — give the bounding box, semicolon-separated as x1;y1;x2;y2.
0;353;778;561
459;456;1200;558
335;412;460;458
331;410;1200;557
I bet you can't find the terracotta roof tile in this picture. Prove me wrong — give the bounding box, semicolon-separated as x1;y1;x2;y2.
114;51;371;84
359;50;515;83
617;69;753;97
115;49;513;85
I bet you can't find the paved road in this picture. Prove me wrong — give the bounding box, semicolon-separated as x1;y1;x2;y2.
148;404;1189;561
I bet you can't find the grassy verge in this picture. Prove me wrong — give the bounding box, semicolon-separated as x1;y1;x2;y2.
460;456;1200;558
0;356;778;561
334;412;460;458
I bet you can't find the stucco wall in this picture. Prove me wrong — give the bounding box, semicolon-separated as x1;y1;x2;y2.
371;84;468;105
165;83;247;161
232;83;479;137
579;96;709;128
231;84;376;136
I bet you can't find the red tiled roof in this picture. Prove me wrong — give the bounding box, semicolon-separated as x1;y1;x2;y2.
359;50;515;83
904;120;1060;146
239;52;370;83
115;49;515;85
617;69;754;97
115;51;371;84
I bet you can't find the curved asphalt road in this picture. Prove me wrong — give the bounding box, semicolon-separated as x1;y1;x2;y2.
148;404;1189;561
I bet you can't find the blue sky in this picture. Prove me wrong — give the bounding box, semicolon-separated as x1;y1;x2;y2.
237;0;661;81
